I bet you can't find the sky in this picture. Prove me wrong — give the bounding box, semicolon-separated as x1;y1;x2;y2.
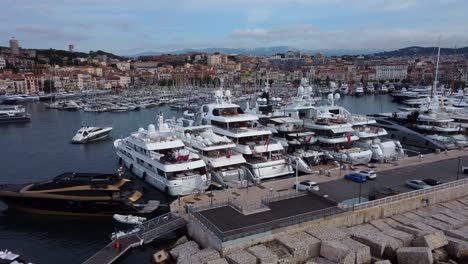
1;0;467;55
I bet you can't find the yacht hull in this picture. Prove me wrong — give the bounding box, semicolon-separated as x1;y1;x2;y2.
246;159;294;180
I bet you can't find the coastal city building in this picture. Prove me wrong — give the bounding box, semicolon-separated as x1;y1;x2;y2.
9;37;19;55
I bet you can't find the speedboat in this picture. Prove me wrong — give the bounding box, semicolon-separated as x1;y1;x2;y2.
113;214;147;225
72;126;112;143
0;172;159;216
355;85;364;96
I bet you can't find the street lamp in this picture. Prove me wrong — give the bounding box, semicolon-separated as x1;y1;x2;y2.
295;157;299;193
358;181;362;204
457;156;461;181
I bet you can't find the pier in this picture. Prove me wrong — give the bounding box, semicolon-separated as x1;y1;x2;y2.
83;212;186;264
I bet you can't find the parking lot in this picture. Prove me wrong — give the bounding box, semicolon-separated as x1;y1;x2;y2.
317;156;468;203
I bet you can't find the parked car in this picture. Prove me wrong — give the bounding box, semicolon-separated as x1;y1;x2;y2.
422;178;442;186
406;180;431;190
355;170;377;180
463;166;468;174
344;173;368;183
294;180;319;191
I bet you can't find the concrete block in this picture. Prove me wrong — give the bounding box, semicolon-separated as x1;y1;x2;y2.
170;241;199;260
247;244;278;264
383;218;400;228
306;257;338;264
414;205;444;218
320;241;354;264
394;224;428;238
408;222;439;233
412;231;448;250
348;225;401;259
422;218;452;231
172;235;189;248
225;250;257;264
276;232;320;262
341;238;371;264
403;212;424;222
445;226;468;242
369;219;392;231
445;236;468;259
373;261;391;264
432;248;449;263
206;258;229;264
431;213;464;228
192;248;221;263
390;215;413;225
382;228;414;246
306;226;348;241
456;197;468;207
440;210;468;224
396;247;433;264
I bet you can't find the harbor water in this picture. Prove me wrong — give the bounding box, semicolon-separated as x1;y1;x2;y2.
0;94;400;263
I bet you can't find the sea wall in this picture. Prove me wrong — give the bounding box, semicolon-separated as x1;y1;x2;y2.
187;178;468;255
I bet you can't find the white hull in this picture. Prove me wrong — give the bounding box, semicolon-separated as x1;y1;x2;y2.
246;159;294;180
328;149;372;165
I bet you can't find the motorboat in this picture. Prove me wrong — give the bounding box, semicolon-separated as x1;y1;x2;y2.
114;114;209;196
0;172;159;216
339;83;349;95
0;249;30;264
0;105;31;123
354;85;364;96
72;126;113;144
113;214;147;225
366;83;375;93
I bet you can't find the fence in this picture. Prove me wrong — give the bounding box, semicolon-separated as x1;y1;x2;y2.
352;177;468;211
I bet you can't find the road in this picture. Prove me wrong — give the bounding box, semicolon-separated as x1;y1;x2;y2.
316;156;468;203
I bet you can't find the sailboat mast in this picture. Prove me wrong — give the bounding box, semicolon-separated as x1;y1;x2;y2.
432;41;441;98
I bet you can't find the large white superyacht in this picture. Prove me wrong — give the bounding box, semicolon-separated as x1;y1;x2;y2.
114;114;209;196
168;114;249;188
200;89;294;181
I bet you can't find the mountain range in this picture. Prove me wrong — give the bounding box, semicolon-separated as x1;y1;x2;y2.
374;46;468;57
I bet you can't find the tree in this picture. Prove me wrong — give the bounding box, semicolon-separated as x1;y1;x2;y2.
167;79;174;87
292;79;301;86
159;79;167;86
43;80;55;93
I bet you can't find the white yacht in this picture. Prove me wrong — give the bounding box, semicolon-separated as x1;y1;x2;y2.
380;84;389;93
366;83;375;93
200;89;294;181
354;85;364;96
264;117;324;174
168;115;249;188
348;115;405;162
340;83;349;95
72;126;113;144
303;94;373;165
0;105;31;123
114;115;209;196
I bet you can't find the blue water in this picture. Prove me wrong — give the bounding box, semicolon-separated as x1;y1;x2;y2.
0;94;400;263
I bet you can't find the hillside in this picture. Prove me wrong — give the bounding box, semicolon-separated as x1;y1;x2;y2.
374;46;468;57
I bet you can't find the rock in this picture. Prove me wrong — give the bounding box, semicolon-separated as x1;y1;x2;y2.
445;236;468;259
172;236;189;248
247;244;278;264
170;241;199;260
412;231;449;250
320;241;354;264
396;247;433;264
432;248;449;263
306;226;348;241
341;238;371;264
206;258;229;264
225;250;257;264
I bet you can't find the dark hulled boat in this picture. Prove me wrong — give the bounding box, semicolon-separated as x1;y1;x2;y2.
0;172;159;217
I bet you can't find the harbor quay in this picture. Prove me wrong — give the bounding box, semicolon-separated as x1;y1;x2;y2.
168;149;468;263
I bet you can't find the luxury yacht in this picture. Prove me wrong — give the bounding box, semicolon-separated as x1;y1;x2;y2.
0;172;159;216
168;114;249;188
366;83;375;93
303;94;373;165
339;83;349;95
114;114;209;196
354;85;364;96
72;126;113;144
0;105;30;123
200;88;294;181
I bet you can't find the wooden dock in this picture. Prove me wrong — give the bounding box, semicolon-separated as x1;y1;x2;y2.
83;213;186;264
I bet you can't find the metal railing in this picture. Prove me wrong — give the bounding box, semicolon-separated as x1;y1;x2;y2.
352;177;468;211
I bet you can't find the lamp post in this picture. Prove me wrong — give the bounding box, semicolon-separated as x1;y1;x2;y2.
457;156;461;180
358;181;362;204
